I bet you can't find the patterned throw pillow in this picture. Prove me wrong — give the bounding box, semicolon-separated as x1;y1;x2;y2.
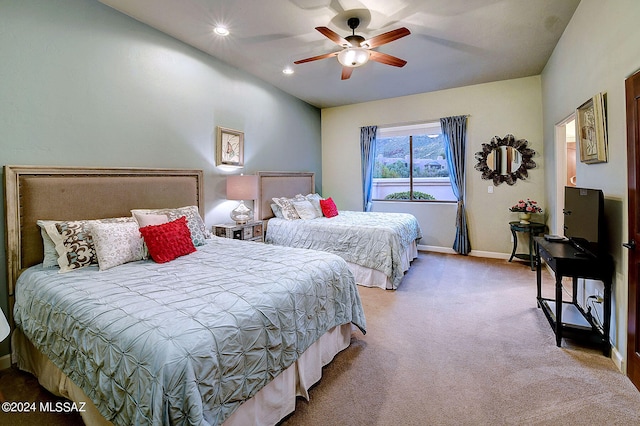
272;196;302;220
270;203;284;219
131;206;208;246
320;197;339;218
46;217;134;273
53;220;97;272
89;221;145;270
139;216;196;263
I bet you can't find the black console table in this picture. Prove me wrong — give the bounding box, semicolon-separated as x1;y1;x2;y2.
534;236;612;355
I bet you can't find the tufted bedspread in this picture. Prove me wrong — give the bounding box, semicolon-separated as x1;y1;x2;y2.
13;238;366;426
265;211;422;289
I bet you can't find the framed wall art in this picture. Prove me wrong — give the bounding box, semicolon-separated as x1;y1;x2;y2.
216;126;244;167
576;93;608;164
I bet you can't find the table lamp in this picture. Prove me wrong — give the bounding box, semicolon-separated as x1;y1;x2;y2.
227;174;259;224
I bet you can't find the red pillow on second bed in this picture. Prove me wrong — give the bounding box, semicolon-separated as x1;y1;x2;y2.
139;216;196;263
319;197;339;218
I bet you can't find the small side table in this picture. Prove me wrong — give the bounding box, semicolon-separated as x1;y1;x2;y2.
213;221;263;242
509;221;546;270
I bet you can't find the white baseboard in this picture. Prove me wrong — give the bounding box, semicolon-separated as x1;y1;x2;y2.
418;245;510;260
0;353;11;371
418;244;456;254
469;250;511;260
611;342;625;373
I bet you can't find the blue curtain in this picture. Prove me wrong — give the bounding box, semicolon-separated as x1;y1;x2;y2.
440;115;471;255
360;125;377;212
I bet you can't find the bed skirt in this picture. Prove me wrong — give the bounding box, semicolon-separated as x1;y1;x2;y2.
347;240;418;290
12;323;353;426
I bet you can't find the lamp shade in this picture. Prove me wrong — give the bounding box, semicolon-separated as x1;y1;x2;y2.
337;47;370;67
0;308;9;342
227;174;259;201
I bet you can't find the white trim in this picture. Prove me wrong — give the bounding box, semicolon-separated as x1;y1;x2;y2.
419;245;510;260
469;250;511;260
611;344;625;373
419;245;456;254
554;114;576;235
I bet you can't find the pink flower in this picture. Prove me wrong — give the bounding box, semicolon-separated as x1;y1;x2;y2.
509;198;543;213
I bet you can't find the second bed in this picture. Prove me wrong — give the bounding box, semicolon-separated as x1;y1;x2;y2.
256;171;422;290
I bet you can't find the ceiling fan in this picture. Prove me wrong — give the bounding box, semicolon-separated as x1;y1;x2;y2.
294;17;410;80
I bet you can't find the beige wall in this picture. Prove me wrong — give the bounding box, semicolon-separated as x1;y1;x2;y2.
322;76;544;256
541;0;640;369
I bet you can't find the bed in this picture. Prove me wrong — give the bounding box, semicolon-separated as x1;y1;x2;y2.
256;171;422;290
4;165;366;426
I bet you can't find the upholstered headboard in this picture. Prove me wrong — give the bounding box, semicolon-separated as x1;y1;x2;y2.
3;165;204;319
256;171;315;221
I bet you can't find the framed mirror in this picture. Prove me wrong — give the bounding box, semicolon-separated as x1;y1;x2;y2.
474;134;536;185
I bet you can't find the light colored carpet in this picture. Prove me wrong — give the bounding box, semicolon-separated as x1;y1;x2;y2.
280;252;640;425
1;252;639;425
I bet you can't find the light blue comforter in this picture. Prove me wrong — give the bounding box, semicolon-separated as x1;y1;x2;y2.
13;238;366;426
265;211;422;289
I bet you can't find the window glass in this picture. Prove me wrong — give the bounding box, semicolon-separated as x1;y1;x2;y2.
372;122;455;202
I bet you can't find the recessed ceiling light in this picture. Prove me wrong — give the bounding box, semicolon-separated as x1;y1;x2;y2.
282;67;294;75
214;26;229;36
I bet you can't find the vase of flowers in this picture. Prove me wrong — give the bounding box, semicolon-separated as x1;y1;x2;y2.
509;198;542;224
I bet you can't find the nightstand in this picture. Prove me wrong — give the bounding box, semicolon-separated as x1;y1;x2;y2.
213;221;263;242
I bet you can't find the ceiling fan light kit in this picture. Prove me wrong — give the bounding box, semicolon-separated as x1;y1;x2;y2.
294;17;410;80
337;47;370;67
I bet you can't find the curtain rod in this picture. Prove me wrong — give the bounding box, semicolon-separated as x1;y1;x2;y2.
375;115;470;129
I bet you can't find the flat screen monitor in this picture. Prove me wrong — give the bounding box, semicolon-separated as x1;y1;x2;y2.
563;186;604;255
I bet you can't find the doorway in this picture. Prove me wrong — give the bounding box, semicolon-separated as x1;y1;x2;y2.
555;115;578;235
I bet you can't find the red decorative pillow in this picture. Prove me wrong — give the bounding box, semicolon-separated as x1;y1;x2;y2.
139;216;196;263
320;197;339;218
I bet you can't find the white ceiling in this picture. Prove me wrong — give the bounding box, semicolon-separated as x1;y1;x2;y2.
98;0;581;109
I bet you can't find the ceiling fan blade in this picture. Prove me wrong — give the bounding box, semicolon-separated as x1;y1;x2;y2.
294;51;338;64
362;27;410;48
369;51;407;67
341;66;354;80
316;26;350;47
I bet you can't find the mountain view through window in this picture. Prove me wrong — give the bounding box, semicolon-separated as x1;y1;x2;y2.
373;122;456;202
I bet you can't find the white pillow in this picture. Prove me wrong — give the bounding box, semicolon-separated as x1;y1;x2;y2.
36;220;61;268
89;221;145;271
293;199;321;220
133;212;169;227
304;193;324;217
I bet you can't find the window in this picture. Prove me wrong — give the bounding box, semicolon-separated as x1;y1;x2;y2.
372;122;455;202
